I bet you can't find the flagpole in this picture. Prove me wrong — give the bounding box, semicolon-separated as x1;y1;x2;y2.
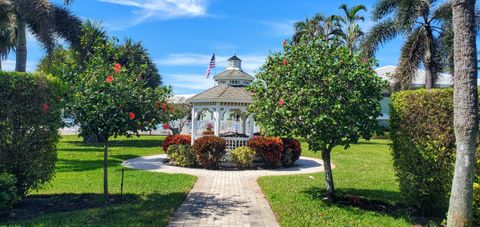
213;49;216;86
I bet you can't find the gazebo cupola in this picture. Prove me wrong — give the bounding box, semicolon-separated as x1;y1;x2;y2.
213;55;254;87
188;54;257;150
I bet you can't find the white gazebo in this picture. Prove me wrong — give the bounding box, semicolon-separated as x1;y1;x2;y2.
187;55;256;150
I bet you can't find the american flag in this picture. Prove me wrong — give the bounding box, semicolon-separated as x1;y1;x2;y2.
205;53;215;78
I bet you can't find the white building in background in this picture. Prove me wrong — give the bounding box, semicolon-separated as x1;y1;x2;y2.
375;65;457;126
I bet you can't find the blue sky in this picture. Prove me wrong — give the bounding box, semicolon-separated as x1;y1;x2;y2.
3;0;404;94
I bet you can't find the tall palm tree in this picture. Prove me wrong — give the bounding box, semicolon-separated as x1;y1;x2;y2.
293;14;342;44
0;14;15;71
338;4;367;53
447;0;478;226
0;0;82;72
362;0;452;89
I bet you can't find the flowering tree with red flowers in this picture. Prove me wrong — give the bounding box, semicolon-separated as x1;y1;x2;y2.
69;42;172;199
248;36;386;202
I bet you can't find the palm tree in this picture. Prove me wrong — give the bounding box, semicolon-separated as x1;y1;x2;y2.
0;14;15;71
293;14;342;44
0;0;82;72
362;0;452;89
447;0;478;226
338;4;367;53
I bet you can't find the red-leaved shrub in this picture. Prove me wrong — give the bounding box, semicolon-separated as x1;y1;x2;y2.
281;138;302;167
163;134;191;153
248;136;284;168
193;136;226;169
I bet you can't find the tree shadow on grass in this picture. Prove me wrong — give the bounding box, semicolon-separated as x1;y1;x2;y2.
65;139;163;149
2;192;188;226
302;187;443;226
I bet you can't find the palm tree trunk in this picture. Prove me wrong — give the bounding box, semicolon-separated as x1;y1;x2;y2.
321;147;335;202
15;17;27;72
447;0;478;226
424;25;436;89
0;58;2;71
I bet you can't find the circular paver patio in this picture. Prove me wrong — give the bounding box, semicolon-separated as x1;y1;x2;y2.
123;155;327;227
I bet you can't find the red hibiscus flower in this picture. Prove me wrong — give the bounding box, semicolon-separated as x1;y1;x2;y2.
278;98;284;106
129;112;135;120
114;63;121;73
105;75;114;83
162;123;171;130
282;40;287;47
283;58;287;65
42;103;49;113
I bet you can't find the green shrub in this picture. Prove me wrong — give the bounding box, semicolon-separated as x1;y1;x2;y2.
168;145;196;167
230;146;256;168
163;134;191;153
193;136;226;169
248;136;284;168
0;172;18;216
390;89;457;215
280;138;301;167
0;72;63;197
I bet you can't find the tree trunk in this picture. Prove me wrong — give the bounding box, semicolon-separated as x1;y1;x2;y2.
103;138;109;200
15;17;27;72
447;0;478;226
0;58;2;71
424;24;436;89
321;148;335;202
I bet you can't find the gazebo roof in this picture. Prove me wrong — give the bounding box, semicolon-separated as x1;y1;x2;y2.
213;69;255;81
187;84;252;103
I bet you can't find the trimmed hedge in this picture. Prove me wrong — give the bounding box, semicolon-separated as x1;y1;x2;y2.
193;136;226;169
248;136;284;168
390;88;477;215
0;172;17;217
230;146;256;168
281;138;301;167
167;144;196;167
163;134;191;153
0;72;63;197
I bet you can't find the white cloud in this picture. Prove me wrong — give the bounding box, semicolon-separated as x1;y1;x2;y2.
1;59;37;72
99;0;208;27
164;73;214;93
156;53;266;74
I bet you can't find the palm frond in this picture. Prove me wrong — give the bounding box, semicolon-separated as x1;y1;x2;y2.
371;0;401;21
394;27;426;89
17;0;55;51
361;19;400;57
431;1;452;21
0;0;13;20
51;5;82;51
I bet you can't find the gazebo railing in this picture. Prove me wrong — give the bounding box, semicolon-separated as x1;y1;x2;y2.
223;137;249;151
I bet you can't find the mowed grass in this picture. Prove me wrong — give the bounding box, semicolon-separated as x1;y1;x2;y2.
3;135;196;226
258;139;423;227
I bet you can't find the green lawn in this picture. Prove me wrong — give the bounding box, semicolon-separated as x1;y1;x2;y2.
3;135;196;226
258;139;436;227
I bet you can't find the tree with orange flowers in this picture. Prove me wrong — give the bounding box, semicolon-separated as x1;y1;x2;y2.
69;40;172;199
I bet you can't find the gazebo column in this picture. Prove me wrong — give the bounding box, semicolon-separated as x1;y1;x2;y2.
241;114;247;134
191;107;197;145
248;115;255;138
214;105;221;136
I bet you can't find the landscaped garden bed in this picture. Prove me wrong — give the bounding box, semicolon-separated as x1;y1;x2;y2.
162;134;302;169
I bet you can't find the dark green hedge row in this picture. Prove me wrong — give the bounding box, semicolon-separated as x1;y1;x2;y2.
390;88;479;216
0;72;63;207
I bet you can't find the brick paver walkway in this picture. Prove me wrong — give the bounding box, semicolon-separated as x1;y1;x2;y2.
123;155;326;227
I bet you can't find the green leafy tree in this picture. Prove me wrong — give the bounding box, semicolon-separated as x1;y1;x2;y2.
0;13;15;71
0;0;82;72
69;40;172;198
362;0;453;89
249;37;385;201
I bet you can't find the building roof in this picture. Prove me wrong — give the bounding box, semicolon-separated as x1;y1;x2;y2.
228;55;241;61
187;84;252;103
213;69;255;81
375;65;456;87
